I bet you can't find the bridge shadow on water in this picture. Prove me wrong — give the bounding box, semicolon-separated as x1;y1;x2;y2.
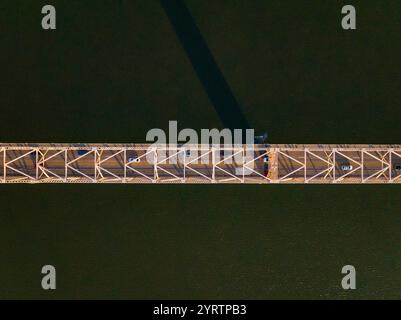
160;0;250;132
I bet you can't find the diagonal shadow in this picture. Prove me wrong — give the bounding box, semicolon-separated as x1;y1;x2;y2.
160;0;250;131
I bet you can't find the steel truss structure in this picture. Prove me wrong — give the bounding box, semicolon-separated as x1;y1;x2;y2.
1;144;401;184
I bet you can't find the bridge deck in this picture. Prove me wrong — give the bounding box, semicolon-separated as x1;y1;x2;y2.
1;144;401;184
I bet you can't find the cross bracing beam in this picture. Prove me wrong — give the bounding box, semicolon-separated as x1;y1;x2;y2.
0;144;401;184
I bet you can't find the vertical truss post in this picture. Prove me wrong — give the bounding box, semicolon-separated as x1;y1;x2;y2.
1;148;5;182
37;149;44;179
35;148;39;180
304;148;307;183
361;148;365;183
241;147;245;183
94;148;100;182
64;149;68;182
269;148;279;183
212;146;216;182
332;149;336;183
153;148;158;182
183;148;186;183
123;148;127;182
1;149;4;182
389;149;393;182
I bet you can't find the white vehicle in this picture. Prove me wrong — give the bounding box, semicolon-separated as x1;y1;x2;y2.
128;157;141;163
341;165;353;171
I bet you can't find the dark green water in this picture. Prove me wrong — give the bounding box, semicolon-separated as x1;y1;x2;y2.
0;0;400;299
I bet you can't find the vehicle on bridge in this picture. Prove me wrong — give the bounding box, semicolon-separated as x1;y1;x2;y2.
128;157;141;163
263;155;269;176
77;150;89;156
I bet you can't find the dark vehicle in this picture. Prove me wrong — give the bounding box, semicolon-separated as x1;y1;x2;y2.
263;163;269;176
77;150;88;156
395;165;401;171
262;154;269;176
29;152;37;168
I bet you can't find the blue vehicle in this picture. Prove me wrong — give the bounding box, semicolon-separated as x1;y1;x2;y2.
77;150;88;156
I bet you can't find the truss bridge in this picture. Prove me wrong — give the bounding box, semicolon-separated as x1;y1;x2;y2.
1;144;400;184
